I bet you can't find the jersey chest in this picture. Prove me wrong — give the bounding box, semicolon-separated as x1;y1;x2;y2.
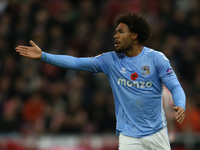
116;58;156;80
111;57;159;89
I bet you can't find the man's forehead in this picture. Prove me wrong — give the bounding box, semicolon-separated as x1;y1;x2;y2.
116;23;129;30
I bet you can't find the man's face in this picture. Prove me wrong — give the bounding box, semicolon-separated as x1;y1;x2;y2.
114;23;134;53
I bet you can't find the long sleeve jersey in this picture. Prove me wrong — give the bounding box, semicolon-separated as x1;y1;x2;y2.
41;46;186;138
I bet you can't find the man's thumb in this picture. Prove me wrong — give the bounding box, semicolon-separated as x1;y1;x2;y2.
30;40;37;47
173;106;178;112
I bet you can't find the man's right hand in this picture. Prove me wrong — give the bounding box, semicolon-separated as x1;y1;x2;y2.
15;40;42;59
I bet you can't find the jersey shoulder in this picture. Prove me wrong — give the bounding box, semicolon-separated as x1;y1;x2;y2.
144;47;169;62
95;51;120;61
92;51;117;67
94;51;115;58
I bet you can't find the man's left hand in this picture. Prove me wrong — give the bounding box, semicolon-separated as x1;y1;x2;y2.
173;106;185;124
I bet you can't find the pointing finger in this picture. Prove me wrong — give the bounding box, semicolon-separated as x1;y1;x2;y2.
15;47;27;51
16;46;30;49
16;49;27;53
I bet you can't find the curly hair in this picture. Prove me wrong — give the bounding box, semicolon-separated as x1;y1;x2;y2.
115;12;152;45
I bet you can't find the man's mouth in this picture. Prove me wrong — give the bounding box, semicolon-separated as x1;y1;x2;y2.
114;40;120;47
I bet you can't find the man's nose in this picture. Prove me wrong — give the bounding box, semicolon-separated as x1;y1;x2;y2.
114;33;118;39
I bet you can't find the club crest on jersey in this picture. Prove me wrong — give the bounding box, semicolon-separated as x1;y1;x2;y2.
141;65;150;76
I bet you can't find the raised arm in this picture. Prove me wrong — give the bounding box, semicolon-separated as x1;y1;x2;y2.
16;40;106;73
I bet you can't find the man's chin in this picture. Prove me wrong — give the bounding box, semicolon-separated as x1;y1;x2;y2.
115;48;124;54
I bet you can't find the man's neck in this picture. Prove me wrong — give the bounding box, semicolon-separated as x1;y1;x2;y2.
124;45;143;57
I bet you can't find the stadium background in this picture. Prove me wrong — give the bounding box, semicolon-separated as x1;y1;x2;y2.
0;0;200;149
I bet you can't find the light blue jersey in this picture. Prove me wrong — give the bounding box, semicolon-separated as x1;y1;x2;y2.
41;46;186;138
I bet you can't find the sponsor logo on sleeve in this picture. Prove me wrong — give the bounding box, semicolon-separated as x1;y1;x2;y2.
166;67;174;75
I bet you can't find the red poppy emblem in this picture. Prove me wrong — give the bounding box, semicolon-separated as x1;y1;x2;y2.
130;72;138;81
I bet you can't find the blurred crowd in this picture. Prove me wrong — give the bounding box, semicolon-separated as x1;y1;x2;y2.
0;0;200;141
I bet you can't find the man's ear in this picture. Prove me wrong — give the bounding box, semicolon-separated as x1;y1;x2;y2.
132;33;138;41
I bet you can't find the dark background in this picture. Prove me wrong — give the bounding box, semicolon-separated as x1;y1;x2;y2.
0;0;200;150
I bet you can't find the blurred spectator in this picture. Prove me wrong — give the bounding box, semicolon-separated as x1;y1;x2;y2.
21;93;45;134
0;96;22;133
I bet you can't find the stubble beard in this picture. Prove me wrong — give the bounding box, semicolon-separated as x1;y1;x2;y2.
115;48;124;54
115;45;131;54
